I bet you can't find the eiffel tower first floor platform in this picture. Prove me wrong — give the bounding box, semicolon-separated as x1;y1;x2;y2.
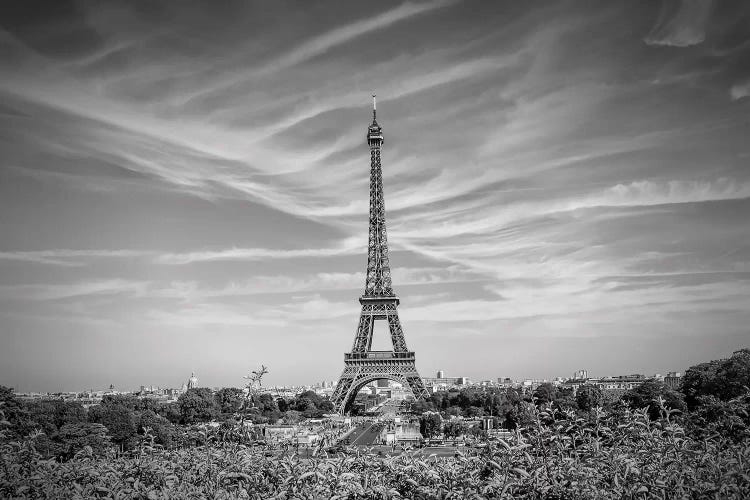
330;350;430;414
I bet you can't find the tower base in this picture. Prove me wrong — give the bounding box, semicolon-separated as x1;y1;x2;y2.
331;351;429;414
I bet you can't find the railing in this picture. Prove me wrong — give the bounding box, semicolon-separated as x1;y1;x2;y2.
345;351;414;361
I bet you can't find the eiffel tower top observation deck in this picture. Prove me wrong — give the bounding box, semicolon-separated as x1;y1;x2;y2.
363;95;395;300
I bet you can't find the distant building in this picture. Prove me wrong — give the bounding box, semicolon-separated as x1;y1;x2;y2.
563;373;648;397
595;374;645;392
187;372;199;390
422;372;469;391
520;379;549;391
573;370;588;380
664;372;682;390
497;377;514;388
380;422;422;445
437;370;445;379
480;416;494;430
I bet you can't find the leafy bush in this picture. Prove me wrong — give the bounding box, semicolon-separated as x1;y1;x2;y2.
622;380;686;420
2;399;748;499
685;393;750;443
682;348;750;409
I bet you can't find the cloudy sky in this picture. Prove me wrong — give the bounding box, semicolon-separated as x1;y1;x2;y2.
1;1;749;392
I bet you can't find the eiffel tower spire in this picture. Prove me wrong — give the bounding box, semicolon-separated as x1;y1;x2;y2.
363;93;393;298
331;98;428;414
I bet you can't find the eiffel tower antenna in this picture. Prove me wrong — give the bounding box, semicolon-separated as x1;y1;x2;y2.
331;99;429;414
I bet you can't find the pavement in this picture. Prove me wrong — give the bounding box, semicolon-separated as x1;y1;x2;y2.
346;421;382;446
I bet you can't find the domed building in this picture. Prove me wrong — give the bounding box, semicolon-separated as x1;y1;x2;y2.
187;372;198;390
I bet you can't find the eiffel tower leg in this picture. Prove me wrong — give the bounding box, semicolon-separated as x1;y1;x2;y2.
406;375;430;400
331;365;357;411
351;307;373;353
385;306;408;352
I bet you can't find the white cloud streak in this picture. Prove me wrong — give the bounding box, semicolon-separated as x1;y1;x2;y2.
0;249;153;267
644;0;713;47
156;238;361;265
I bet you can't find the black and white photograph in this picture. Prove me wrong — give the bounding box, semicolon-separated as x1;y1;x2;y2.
1;0;749;497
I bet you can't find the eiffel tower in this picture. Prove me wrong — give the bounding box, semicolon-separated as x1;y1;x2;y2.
331;96;429;414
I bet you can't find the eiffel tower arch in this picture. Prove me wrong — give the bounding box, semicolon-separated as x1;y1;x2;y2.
331;97;429;414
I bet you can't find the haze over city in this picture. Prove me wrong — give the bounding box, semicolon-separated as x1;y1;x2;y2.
1;1;749;392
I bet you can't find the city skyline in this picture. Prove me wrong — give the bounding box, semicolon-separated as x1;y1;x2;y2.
1;1;750;392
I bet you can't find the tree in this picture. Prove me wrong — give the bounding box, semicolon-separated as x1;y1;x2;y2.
553;386;577;411
214;388;244;415
686;393;750;443
55;423;110;459
253;393;281;422
503;401;536;430
240;365;268;432
0;386;32;440
682;349;750;409
446;406;462;417
277;398;289;413
138;410;176;448
100;394;140;411
289;391;334;418
576;385;603;412
159;402;182;424
443;419;468;438
622;380;686;420
468;425;488;439
419;412;442;438
282;410;302;424
178;388;219;425
410;399;435;414
466;406;485;418
682;361;720;410
533;383;557;405
89;404;137;450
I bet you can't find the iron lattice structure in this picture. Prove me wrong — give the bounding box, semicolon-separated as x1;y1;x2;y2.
331;98;429;414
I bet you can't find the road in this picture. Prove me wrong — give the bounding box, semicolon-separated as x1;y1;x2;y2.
375;399;399;416
346;422;382;446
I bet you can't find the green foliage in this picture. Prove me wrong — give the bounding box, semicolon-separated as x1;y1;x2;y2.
251;393;281;423
55;422;110;460
532;382;556;404
622;380;686;420
178;388;219;425
19;400;87;437
287;390;334;418
282;410;302;424
214;387;245;415
88;403;137;450
576;384;604;412
686;393;750;443
443;419;468;438
682;348;750;409
424;387;545;429
419;412;442;438
2;399;749;499
503;401;537;430
138;410;177;448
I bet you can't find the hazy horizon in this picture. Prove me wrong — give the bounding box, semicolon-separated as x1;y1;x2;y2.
1;1;749;392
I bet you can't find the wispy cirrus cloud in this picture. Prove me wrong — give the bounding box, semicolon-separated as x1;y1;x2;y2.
1;1;749;389
644;0;714;47
0;279;150;301
391;178;750;242
187;0;458;103
155;238;361;265
0;249;153;267
730;79;750;101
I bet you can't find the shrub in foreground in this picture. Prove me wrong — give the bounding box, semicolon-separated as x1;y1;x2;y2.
2;400;749;499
